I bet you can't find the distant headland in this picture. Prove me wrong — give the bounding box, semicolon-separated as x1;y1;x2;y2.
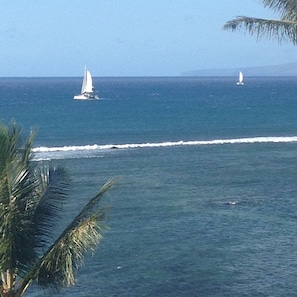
181;62;297;77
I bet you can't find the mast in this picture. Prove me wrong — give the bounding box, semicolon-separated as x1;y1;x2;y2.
81;66;88;93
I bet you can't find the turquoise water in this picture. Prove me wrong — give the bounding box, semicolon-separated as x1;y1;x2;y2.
1;77;297;296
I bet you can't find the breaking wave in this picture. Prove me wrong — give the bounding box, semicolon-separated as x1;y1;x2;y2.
32;136;297;160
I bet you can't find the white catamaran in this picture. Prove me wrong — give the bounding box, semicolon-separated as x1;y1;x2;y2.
73;67;99;100
236;71;244;85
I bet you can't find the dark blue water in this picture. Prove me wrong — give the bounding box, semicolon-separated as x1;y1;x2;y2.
1;77;297;296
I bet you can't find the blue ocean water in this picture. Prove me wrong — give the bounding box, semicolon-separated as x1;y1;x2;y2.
1;76;297;296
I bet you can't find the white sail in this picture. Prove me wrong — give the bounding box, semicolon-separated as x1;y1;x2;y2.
239;71;243;83
237;71;244;85
74;66;99;100
81;69;93;93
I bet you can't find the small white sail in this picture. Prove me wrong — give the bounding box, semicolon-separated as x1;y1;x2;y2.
81;69;93;93
237;71;244;85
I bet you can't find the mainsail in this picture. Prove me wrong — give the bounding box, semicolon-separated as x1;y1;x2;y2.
81;68;93;93
237;71;244;85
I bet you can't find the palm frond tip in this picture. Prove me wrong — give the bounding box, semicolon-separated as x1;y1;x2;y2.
223;16;297;44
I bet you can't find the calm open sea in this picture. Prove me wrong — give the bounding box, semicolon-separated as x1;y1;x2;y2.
1;76;297;296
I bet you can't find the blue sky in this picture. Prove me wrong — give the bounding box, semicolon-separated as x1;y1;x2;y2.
1;0;296;77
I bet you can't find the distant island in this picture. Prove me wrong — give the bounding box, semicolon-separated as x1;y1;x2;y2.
181;62;297;76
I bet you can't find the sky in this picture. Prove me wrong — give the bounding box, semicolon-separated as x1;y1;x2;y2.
1;0;297;77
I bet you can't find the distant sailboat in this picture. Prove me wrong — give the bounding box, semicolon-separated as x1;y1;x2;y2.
73;66;99;100
236;71;244;85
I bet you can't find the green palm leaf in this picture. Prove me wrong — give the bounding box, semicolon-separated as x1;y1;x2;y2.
0;122;37;271
32;165;70;248
0;121;116;297
223;0;297;44
263;0;297;19
0;123;70;274
18;179;116;293
223;16;297;44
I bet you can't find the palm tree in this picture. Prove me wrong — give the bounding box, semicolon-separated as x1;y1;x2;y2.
223;0;297;44
0;121;115;297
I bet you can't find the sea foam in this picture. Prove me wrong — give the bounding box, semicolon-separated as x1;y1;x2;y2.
32;136;297;160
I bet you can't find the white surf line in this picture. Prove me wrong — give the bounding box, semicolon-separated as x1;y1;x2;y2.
33;136;297;153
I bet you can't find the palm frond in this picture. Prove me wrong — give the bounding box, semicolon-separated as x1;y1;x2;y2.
0;121;117;296
31;165;70;248
223;16;297;44
74;178;117;221
0;121;19;172
0;122;39;272
19;179;116;292
0;122;70;274
36;212;106;289
263;0;297;19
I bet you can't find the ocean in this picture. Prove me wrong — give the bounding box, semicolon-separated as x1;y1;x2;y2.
1;76;297;296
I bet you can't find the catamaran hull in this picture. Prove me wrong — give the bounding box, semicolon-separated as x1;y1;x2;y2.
73;94;99;100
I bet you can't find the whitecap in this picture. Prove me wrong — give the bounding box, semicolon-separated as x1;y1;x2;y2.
32;135;297;160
